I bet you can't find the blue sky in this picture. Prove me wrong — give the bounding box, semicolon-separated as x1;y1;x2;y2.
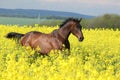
0;0;120;16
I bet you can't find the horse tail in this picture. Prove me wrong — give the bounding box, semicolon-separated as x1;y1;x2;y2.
6;32;24;40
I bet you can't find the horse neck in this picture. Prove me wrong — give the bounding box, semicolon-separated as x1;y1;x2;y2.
57;23;72;42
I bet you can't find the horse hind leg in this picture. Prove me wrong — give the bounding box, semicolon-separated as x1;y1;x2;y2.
38;48;51;55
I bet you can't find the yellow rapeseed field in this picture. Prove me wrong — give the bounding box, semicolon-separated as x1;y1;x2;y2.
0;24;120;80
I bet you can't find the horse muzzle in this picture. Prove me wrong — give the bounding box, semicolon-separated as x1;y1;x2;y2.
79;37;84;42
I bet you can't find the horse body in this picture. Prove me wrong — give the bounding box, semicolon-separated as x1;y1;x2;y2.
21;31;63;54
6;18;84;54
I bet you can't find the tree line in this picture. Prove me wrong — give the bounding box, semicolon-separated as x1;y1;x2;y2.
82;14;120;29
38;14;120;29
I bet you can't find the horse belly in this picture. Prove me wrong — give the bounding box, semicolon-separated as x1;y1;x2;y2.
38;42;52;54
37;38;62;54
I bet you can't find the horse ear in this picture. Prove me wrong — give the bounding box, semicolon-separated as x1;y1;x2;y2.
79;18;82;22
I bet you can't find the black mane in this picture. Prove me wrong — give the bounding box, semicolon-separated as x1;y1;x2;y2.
59;18;80;28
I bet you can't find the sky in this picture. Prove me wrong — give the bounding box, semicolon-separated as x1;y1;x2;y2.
0;0;120;16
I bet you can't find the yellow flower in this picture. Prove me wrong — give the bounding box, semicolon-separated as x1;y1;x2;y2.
0;24;120;80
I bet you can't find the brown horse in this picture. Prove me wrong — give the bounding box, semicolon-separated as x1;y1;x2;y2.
6;18;84;54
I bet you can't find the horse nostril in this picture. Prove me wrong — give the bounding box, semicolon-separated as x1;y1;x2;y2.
79;37;84;41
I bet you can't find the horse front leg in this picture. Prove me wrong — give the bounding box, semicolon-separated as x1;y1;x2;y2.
64;40;70;50
63;40;71;56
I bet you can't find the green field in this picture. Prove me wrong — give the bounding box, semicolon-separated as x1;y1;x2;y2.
0;17;62;26
0;17;37;25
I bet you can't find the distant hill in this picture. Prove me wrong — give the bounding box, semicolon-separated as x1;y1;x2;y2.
0;8;94;19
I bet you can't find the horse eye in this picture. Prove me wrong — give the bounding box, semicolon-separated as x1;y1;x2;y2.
77;24;81;28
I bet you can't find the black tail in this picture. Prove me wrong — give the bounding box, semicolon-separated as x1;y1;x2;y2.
6;32;24;40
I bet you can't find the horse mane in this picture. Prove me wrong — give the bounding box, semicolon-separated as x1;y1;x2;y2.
59;17;80;28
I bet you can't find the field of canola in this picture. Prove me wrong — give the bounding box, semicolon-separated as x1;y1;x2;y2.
0;24;120;80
